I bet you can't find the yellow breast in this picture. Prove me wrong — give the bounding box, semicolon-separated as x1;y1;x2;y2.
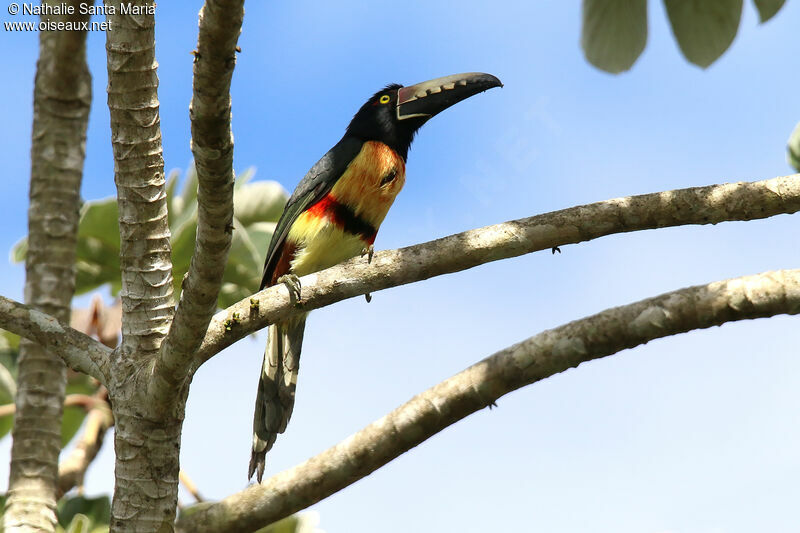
287;141;406;276
330;140;406;228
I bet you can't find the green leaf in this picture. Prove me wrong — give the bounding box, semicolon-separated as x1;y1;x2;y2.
581;0;648;73
61;375;98;448
218;218;266;308
61;405;87;448
235;167;256;187
78;198;121;250
169;213;199;296
234;181;287;226
165;169;181;228
57;495;111;532
752;0;785;22
0;360;15;400
10;165;287;311
0;331;19;439
0;359;16;439
255;512;322;533
788;121;800;172
10;237;27;263
254;515;301;533
74;198;122;296
173;164;199;230
165;166;285;306
0;329;20;373
664;0;743;68
61;513;91;533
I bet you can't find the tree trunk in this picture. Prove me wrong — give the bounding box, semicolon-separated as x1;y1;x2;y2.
103;2;180;530
4;4;92;531
108;373;187;533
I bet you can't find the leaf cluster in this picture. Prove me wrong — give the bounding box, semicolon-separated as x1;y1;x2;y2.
11;166;287;309
582;0;786;72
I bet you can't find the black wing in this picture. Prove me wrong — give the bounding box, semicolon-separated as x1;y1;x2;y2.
260;136;364;289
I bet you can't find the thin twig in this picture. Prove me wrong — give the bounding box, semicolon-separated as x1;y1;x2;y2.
57;387;113;498
0;393;106;418
179;470;205;503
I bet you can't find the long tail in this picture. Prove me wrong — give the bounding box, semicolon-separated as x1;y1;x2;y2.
249;315;306;482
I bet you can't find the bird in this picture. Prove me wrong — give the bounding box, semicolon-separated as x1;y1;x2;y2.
249;72;502;482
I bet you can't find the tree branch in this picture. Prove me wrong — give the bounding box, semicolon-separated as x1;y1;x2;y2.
105;0;174;362
103;5;190;530
177;268;800;532
0;393;107;418
159;0;244;386
193;174;800;367
0;296;111;383
4;4;93;530
179;470;205;504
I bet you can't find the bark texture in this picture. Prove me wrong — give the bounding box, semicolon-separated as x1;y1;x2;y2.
101;2;246;530
4;4;92;531
104;2;182;531
159;0;244;385
0;296;111;382
105;0;174;362
177;269;800;532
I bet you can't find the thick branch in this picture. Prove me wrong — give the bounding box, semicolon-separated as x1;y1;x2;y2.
104;4;184;531
194;174;800;367
105;0;174;362
5;4;93;530
159;0;244;385
177;268;800;532
0;296;111;383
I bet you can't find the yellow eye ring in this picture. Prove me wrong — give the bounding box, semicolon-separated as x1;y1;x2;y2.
379;94;391;104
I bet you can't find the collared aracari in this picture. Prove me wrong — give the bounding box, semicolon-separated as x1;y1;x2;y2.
249;72;502;482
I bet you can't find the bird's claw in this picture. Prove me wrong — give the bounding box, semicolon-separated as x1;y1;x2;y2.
361;246;375;301
277;274;302;303
361;245;374;264
551;246;561;255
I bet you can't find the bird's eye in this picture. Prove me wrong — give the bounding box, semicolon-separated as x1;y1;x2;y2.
379;94;391;104
380;168;397;186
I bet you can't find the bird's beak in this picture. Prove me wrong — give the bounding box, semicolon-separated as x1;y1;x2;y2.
396;72;502;121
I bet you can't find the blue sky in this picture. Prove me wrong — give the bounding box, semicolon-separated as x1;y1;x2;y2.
2;2;800;532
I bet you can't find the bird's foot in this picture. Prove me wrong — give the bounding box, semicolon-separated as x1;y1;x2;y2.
277;274;302;304
361;244;375;264
365;292;372;303
551;246;561;255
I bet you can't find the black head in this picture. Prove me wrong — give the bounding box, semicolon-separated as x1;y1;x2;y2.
345;83;423;161
345;72;503;161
